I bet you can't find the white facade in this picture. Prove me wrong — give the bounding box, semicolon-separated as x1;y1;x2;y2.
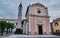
25;3;51;35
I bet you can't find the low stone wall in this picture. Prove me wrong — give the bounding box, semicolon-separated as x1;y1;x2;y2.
9;35;60;38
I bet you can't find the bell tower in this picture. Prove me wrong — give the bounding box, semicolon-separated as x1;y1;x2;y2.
18;2;22;19
15;1;23;34
17;1;22;28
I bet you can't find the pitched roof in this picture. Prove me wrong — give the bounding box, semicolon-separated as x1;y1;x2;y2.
53;18;60;22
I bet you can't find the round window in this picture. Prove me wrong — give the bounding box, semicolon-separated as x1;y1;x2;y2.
37;10;41;14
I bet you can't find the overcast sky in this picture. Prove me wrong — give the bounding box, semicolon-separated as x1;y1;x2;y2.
0;0;60;22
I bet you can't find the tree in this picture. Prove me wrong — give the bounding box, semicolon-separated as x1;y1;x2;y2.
0;21;6;36
0;21;15;35
5;22;15;34
9;23;15;32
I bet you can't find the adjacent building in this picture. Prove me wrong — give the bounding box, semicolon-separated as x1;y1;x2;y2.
51;18;60;34
0;18;17;27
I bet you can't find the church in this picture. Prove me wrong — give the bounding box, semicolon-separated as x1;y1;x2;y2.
22;3;51;35
0;2;51;35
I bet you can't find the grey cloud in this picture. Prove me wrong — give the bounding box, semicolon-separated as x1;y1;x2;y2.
0;0;20;19
42;0;60;21
0;0;60;21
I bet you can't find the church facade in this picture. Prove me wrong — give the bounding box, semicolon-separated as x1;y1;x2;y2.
0;2;51;35
23;3;51;35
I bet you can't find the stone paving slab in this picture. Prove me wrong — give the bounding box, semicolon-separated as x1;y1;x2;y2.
0;36;8;38
0;34;60;38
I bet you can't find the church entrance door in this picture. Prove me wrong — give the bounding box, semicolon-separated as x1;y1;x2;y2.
38;26;43;35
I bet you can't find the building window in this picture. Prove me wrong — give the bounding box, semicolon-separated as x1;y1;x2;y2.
55;22;58;26
37;10;41;14
56;30;59;33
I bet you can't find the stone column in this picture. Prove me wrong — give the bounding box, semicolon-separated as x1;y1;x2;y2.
48;19;51;34
29;18;31;35
43;18;46;34
34;16;38;35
